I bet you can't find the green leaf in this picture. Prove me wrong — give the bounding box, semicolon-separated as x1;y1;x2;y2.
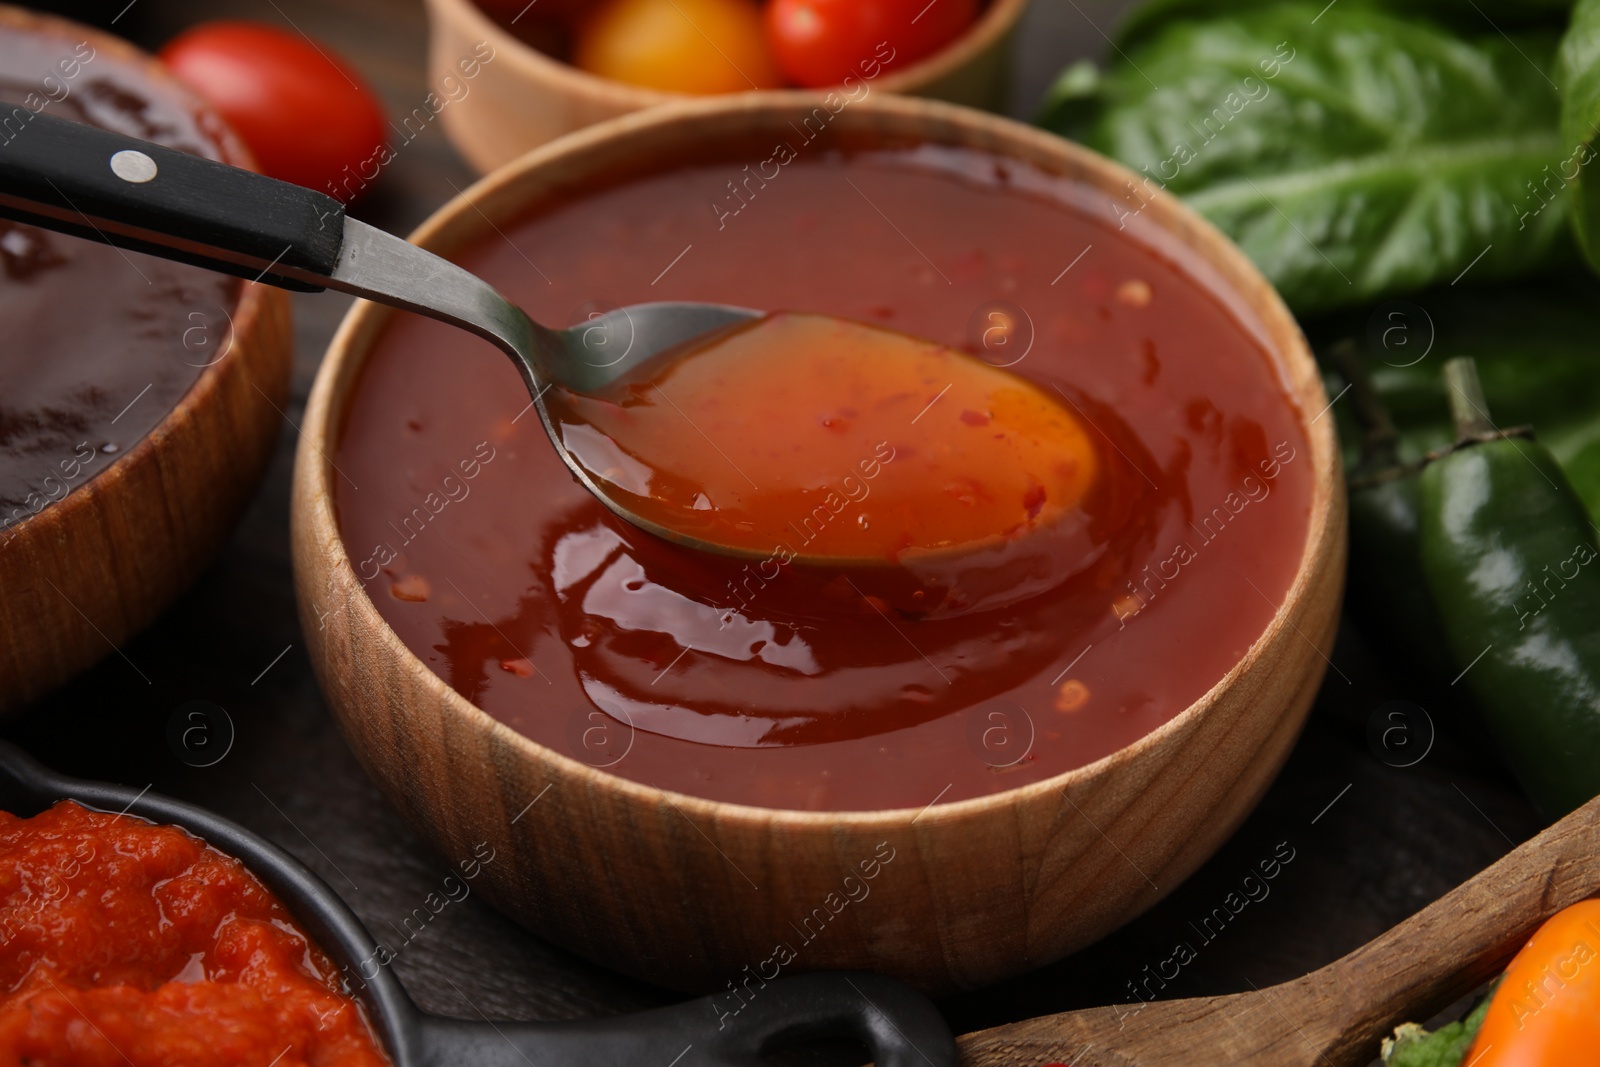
1118;0;1574;52
1559;0;1600;270
1380;988;1494;1067
1035;59;1103;133
1046;5;1572;314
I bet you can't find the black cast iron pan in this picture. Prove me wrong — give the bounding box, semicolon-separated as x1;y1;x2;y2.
0;742;955;1067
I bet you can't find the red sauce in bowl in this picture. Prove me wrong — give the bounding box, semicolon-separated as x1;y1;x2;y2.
333;142;1313;811
0;801;387;1066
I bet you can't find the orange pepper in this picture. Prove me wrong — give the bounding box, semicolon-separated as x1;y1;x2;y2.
1465;899;1600;1065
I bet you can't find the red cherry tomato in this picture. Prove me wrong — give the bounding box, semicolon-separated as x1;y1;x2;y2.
764;0;980;88
160;21;388;202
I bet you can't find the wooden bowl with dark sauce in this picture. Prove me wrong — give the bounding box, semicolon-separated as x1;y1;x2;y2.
0;7;292;712
292;93;1344;993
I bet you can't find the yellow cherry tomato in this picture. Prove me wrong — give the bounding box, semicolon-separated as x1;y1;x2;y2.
1465;899;1600;1066
574;0;784;94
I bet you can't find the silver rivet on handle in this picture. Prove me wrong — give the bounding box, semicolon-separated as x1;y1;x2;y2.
109;149;158;184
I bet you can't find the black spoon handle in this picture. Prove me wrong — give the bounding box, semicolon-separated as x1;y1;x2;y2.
0;110;345;290
418;972;955;1067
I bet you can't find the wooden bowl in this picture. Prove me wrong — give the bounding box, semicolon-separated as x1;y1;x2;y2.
292;93;1344;994
0;9;292;713
424;0;1029;172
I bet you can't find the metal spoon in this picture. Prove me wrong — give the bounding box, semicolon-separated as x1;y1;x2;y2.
0;112;758;546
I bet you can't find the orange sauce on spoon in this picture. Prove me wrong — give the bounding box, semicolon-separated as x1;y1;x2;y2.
550;311;1099;564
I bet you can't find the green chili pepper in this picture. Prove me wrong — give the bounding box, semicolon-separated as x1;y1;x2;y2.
1419;357;1600;820
1334;343;1459;688
1310;279;1600;520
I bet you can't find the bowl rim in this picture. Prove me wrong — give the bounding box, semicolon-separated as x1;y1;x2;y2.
299;90;1341;830
0;5;274;548
425;0;1030;104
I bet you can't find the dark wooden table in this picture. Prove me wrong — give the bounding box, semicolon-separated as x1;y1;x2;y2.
3;0;1545;1058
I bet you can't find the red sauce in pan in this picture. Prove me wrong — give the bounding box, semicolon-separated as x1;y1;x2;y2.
334;143;1313;811
0;801;387;1066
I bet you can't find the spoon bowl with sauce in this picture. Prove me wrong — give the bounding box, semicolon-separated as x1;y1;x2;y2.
0;112;1093;574
550;308;1109;616
551;311;1098;557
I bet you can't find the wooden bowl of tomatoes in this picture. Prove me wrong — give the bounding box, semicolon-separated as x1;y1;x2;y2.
425;0;1028;172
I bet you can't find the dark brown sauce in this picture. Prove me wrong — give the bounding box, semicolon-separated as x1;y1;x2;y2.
335;143;1314;811
0;21;239;530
